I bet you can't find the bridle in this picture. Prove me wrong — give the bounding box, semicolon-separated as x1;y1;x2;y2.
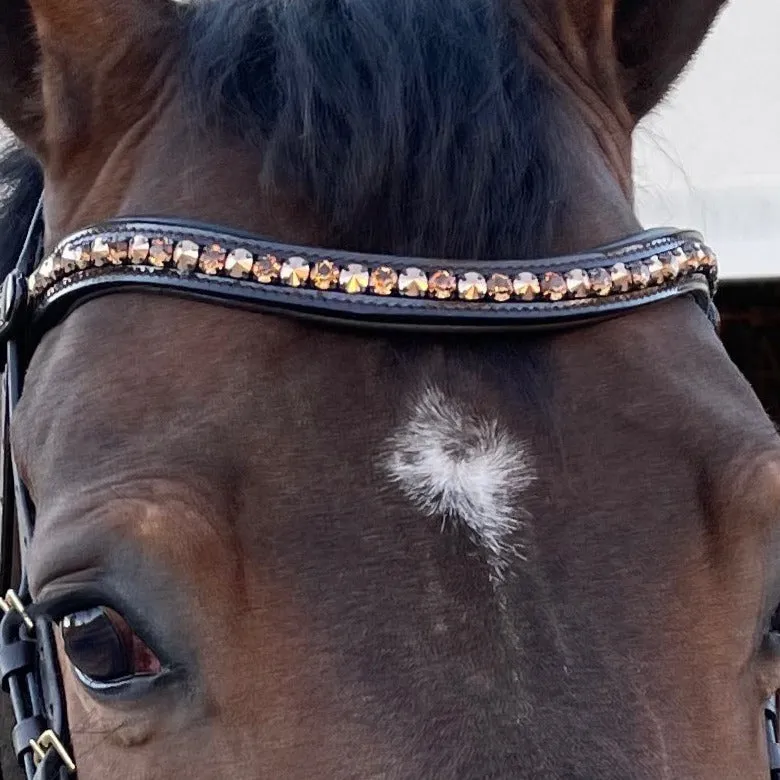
0;206;773;778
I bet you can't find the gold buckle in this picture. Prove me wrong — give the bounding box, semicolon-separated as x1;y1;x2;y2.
29;729;76;773
0;589;34;631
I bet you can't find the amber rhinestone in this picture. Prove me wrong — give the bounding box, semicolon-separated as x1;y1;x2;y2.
107;239;128;265
171;240;199;272
701;245;717;270
565;269;591;299
646;255;665;285
540;271;567;301
628;261;650;289
51;255;71;281
609;262;631;293
588;268;612;296
398;267;428;298
129;235;151;265
51;255;70;279
27;271;42;297
280;256;310;287
90;237;110;267
225;248;254;279
40;257;56;279
683;241;707;272
486;273;513;302
671;247;688;274
428;270;457;300
77;243;92;270
148;238;174;268
310;259;340;290
61;243;90;272
339;264;369;294
59;245;81;274
513;272;540;302
199;243;227;275
369;266;398;296
660;251;680;281
458;272;488;301
253;254;281;284
34;266;53;295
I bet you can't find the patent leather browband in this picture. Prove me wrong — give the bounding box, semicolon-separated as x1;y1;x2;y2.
15;217;718;336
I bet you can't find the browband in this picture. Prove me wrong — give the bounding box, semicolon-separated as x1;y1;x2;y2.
7;217;719;337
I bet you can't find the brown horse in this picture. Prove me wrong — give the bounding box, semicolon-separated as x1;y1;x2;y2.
1;0;779;778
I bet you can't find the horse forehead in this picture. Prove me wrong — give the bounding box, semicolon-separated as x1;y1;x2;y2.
383;385;536;576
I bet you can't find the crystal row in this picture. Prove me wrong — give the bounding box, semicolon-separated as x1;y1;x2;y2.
27;234;717;304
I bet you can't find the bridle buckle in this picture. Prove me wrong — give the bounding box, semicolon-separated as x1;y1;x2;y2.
29;729;77;774
0;588;34;630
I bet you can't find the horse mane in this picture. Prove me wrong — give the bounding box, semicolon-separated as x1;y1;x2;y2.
0;140;43;280
181;0;568;260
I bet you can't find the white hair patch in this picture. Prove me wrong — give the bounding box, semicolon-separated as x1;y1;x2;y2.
383;385;536;579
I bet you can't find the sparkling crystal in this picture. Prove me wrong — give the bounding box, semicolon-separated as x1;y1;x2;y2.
173;240;199;272
129;235;150;264
38;257;56;282
629;261;650;289
609;262;631;293
541;271;567;301
310;259;339;290
428;269;457;299
76;243;91;270
565;269;591;298
458;272;488;301
199;243;226;275
280;256;310;287
660;251;680;281
253;254;281;283
588;267;612;296
513;272;540;301
398;267;428;298
27;271;41;296
107;239;128;265
61;244;87;272
148;238;173;268
683;241;707;272
51;256;69;279
369;266;398;296
700;245;717;269
91;237;110;267
339;263;369;294
225;248;254;279
646;255;665;285
671;247;688;274
486;273;513;302
59;246;80;274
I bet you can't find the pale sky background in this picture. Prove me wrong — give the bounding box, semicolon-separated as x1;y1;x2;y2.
633;0;780;280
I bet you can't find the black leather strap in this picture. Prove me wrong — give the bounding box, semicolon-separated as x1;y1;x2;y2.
29;217;718;336
33;268;715;336
11;716;46;763
0;638;35;691
31;749;69;780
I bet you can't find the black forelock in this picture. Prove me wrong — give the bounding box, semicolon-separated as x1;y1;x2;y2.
0;140;43;281
181;0;569;259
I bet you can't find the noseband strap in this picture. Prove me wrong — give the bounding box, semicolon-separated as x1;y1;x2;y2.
0;214;725;780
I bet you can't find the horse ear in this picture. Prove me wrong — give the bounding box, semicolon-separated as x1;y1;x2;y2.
4;0;181;161
613;0;728;121
0;1;44;151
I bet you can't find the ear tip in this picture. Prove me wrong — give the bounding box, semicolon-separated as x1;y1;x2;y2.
614;0;727;119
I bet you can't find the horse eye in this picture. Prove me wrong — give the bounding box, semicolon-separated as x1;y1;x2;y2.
60;606;162;686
